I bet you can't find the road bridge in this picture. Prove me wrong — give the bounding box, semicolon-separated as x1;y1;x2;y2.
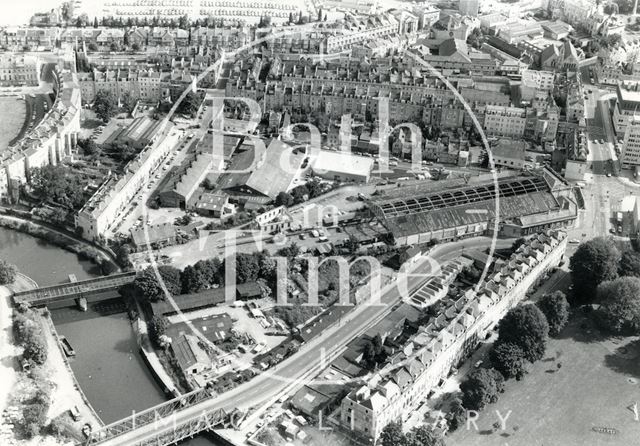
12;272;136;307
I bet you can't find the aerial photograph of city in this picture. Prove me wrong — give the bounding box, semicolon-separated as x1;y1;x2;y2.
0;0;639;445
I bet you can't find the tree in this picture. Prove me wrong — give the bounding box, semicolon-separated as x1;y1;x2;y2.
61;2;74;22
363;334;385;368
619;249;640;278
275;191;294;207
133;266;182;302
407;425;445;446
132;42;140;52
30;165;86;209
75;13;89;27
20;402;48;438
0;259;17;285
460;368;504;411
615;0;634;13
447;397;467;432
178;14;189;30
94;89;118;122
597;277;640;334
87;42;98;51
306;178;324;198
175;91;202;118
276;243;300;259
380;421;406;446
181;259;222;294
93;17;99;28
496;304;549;362
116;244;132;268
148;315;169;347
570;237;620;303
77;137;99;156
536;291;570;336
490;342;528;380
233;253;260;283
291;185;309;203
23;332;48;365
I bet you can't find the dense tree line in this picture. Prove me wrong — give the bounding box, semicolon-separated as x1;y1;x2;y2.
14;307;48;366
30;165;86;210
570;237;640;334
380;421;445;446
132;249;276;303
454;297;568;426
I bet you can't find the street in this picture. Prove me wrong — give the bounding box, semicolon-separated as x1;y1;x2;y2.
93;236;513;446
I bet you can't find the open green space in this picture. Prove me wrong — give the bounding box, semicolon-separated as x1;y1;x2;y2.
449;313;640;446
0;96;27;150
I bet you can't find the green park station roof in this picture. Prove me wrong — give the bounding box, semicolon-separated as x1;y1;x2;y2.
368;172;559;239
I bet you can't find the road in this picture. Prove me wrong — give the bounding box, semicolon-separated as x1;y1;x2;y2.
574;84;640;247
93;236;512;446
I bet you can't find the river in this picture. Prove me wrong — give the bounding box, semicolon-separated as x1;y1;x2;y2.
0;227;217;446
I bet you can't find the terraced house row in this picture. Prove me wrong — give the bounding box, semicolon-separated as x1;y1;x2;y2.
0;65;81;204
340;229;567;443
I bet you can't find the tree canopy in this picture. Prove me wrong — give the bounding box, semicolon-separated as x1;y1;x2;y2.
619;249;640;278
77;137;100;156
175;91;202;118
181;258;221;294
496;304;549;362
275;191;294;207
148;315;169;347
380;421;404;446
490;342;527;380
446;397;467;432
94;89;118;122
30;165;86;209
460;367;504;411
570;237;620;303
380;421;445;446
0;259;17;285
597;276;640;334
133;266;182;302
536;291;570;337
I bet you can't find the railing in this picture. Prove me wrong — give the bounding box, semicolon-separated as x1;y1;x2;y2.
83;387;218;445
12;272;136;305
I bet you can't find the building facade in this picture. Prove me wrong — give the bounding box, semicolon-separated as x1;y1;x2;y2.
340;230;568;443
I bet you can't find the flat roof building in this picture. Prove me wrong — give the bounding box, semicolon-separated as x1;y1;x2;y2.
311;151;375;183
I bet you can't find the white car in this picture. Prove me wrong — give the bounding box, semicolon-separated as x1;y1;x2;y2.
569;239;580;244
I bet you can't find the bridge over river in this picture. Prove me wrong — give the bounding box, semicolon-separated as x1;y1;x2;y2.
12;272;136;307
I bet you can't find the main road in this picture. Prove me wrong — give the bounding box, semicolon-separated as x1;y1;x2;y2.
92;236;512;446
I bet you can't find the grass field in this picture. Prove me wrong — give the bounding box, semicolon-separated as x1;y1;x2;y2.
449;312;640;446
0;96;26;151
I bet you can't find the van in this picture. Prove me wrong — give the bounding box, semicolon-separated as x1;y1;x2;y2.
69;406;81;421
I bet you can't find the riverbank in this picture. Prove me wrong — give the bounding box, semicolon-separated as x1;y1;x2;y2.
0;273;40;418
0;272;102;446
0;213;119;275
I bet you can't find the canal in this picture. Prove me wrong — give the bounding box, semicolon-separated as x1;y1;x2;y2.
0;227;218;446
